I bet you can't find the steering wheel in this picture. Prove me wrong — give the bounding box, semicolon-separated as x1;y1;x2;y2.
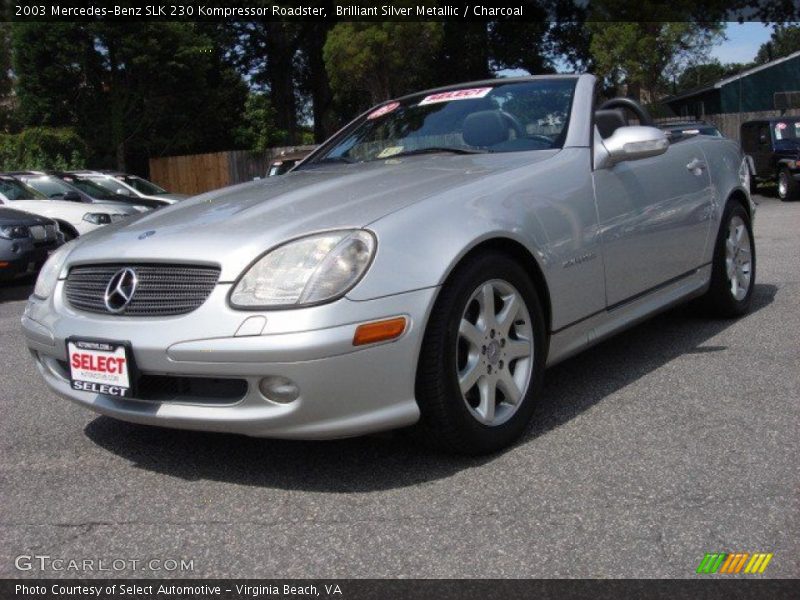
598;97;654;127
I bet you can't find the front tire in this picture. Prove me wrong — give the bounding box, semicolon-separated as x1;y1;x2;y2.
415;252;546;455
696;202;755;318
777;168;799;201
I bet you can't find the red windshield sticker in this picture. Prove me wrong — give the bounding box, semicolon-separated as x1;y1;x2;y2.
419;87;493;106
367;101;400;120
776;122;787;130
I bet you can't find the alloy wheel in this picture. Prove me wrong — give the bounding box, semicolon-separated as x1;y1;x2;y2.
456;279;534;426
725;215;752;301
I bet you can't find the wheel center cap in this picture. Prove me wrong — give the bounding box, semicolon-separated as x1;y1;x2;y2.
486;340;501;365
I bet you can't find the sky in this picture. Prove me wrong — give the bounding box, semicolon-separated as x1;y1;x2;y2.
713;21;774;64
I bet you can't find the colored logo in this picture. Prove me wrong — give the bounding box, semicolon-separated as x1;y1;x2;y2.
696;552;773;574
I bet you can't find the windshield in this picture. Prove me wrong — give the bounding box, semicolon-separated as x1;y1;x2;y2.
774;121;800;141
21;175;73;198
303;79;576;166
121;175;167;195
0;177;48;200
62;176;119;200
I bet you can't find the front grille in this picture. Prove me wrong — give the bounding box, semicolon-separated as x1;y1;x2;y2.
136;374;248;404
65;264;220;316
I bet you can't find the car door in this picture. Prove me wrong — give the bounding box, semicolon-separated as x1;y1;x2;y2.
593;138;714;307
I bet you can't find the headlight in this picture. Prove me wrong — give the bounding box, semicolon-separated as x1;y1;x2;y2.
0;224;29;239
82;212;112;225
230;230;376;308
33;242;72;299
110;213;129;222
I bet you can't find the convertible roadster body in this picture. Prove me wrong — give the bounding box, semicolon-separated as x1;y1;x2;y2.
23;74;755;453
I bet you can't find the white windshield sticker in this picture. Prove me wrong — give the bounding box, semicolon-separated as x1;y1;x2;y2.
419;87;493;106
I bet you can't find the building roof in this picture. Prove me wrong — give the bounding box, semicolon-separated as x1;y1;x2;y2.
665;50;800;104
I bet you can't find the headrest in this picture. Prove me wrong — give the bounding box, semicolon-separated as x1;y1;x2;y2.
463;110;510;148
595;109;627;139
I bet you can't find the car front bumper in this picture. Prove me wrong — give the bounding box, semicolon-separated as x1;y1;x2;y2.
22;283;437;439
0;239;55;281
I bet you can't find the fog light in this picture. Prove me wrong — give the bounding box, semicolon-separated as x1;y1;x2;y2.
259;376;299;403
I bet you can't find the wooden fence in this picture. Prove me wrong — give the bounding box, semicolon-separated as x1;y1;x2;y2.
149;146;317;196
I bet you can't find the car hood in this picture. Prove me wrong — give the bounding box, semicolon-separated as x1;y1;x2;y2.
0;206;54;226
64;151;559;281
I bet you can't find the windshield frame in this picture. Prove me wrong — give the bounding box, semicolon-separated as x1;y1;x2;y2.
299;76;580;169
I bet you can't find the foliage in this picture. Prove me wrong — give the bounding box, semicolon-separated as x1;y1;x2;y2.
0;127;86;171
324;21;444;106
673;60;752;93
11;22;248;172
755;24;800;64
234;93;286;152
588;20;724;101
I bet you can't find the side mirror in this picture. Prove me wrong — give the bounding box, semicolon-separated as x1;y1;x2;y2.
62;191;82;202
602;126;669;166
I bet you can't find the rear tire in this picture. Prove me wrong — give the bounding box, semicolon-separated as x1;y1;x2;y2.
415;252;546;455
696;202;755;318
777;168;799;201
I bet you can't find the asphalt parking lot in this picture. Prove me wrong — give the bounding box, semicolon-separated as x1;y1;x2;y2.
0;194;798;579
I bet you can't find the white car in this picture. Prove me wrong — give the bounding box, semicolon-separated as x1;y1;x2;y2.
0;175;135;240
71;171;188;204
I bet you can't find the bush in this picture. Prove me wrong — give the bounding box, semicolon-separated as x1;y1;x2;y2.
0;127;87;171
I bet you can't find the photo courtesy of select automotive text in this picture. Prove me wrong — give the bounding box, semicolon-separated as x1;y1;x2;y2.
1;0;799;597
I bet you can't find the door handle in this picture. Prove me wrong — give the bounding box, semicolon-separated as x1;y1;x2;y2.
686;158;707;173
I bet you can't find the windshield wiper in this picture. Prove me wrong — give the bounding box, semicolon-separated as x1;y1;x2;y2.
391;147;487;158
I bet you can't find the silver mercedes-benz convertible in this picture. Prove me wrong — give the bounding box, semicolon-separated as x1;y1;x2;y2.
23;74;755;454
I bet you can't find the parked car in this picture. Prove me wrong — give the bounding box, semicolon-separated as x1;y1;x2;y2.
0;207;63;282
267;149;313;176
70;170;188;203
0;174;136;240
52;172;164;210
10;171;152;212
24;75;755;454
661;120;723;141
741;117;800;200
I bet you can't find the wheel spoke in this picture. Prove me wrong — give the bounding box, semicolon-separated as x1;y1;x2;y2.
496;293;520;336
505;339;531;360
479;283;497;329
459;361;482;395
478;378;496;423
497;370;522;405
459;318;483;349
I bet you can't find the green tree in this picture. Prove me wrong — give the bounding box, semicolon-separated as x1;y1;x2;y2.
234;93;285;152
755;24;800;64
323;22;444;106
0;22;15;131
674;60;752;93
588;21;724;101
12;22;247;172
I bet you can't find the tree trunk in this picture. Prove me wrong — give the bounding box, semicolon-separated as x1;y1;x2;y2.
265;23;298;144
301;23;335;142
